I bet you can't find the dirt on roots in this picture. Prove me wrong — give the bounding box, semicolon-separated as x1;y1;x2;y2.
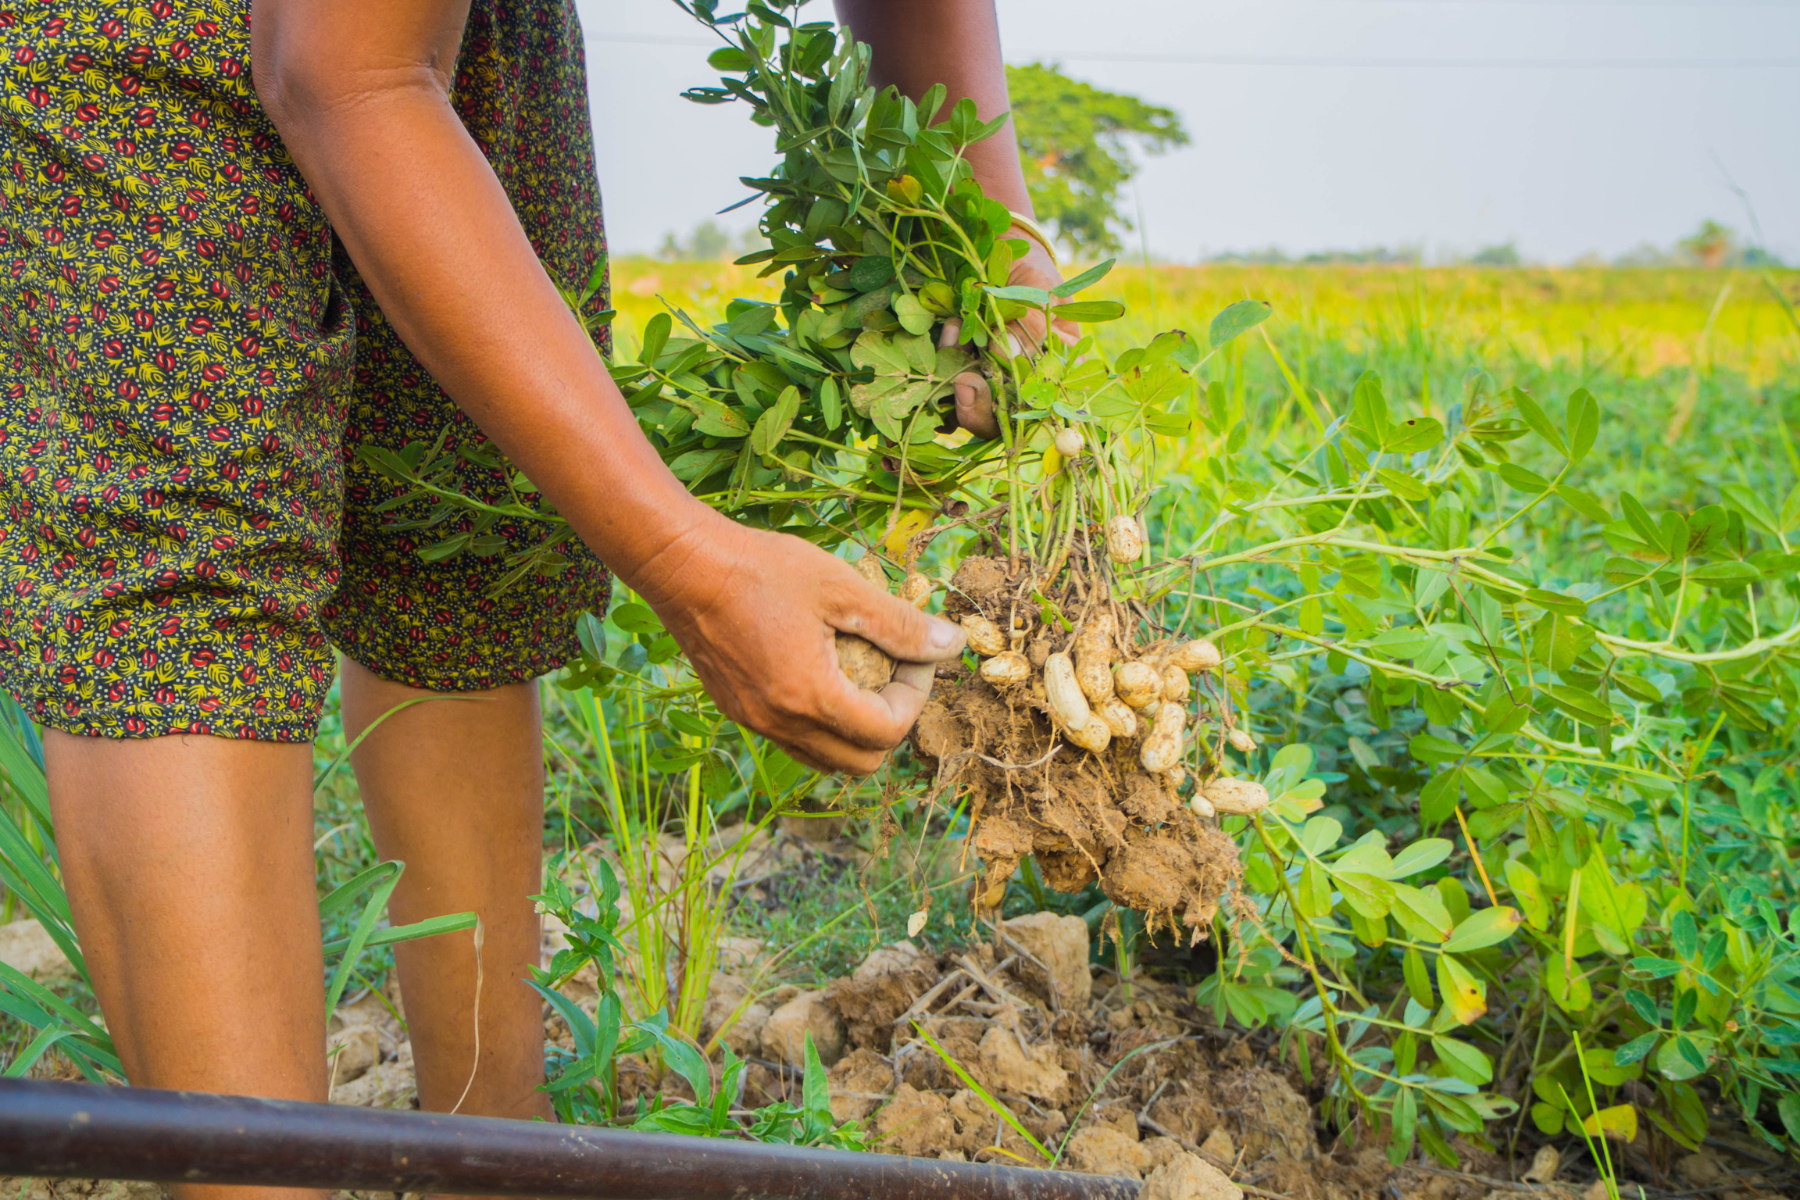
912;557;1242;940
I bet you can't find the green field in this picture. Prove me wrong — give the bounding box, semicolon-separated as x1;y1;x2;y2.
5;260;1798;1193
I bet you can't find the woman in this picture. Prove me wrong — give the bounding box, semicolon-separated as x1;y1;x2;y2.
0;0;1059;1194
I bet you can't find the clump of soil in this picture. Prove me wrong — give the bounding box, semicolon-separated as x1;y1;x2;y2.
913;557;1242;938
715;933;1441;1199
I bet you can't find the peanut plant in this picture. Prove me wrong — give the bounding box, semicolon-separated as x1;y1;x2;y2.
360;0;1800;1168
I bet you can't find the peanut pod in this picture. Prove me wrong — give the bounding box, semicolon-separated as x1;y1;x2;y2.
1160;663;1191;703
900;572;934;609
1042;651;1091;731
962;614;1006;657
1140;702;1187;773
1203;778;1270;815
980;650;1031;688
854;554;887;587
1165;638;1222;673
1098;697;1138;739
1114;661;1162;709
1105;514;1143;564
1066;713;1112;753
836;633;895;691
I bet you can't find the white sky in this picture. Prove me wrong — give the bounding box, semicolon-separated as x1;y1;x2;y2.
573;0;1800;263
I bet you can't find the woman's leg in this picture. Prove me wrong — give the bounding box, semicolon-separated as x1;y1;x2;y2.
47;731;326;1200
338;657;551;1122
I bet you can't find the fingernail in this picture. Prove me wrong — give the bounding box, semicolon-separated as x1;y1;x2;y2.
929;618;961;651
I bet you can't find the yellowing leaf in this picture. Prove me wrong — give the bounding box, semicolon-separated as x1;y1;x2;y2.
1442;906;1523;953
1581;1104;1639;1143
1436;953;1486;1025
1503;858;1550;930
884;509;932;560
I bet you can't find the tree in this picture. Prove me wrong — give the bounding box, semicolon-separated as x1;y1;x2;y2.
1678;220;1735;268
1006;63;1189;258
1470;241;1522;267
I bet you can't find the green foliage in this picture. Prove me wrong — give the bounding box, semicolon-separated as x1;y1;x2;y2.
1006;62;1189;257
1178;358;1800;1161
369;0;1800;1169
532;861;867;1148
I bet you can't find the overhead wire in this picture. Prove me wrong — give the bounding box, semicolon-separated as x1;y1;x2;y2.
582;33;1799;69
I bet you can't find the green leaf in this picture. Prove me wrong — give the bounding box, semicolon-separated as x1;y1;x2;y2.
1614;1032;1659;1066
1508;387;1567;456
1404;947;1435;1008
802;1033;831;1125
1208;299;1272;348
1432;1036;1493;1084
1690;561;1760;586
1619;492;1663;551
1565;388;1599;463
1722;483;1781;536
639;312;672;366
1051;258;1115;298
984;284;1052;305
750;385;801;455
1579;857;1646;954
1655;1035;1709;1082
1298;860;1333;917
1778;1094;1800;1143
1409;733;1465;764
1545;684;1611;726
1389;839;1453;879
683;397;753;438
1554;485;1612;524
1392;883;1454;942
1503;859;1549;929
1495;462;1551;493
1442;906;1523;953
1384;418;1444;454
893;292;935;336
1333;871;1395;919
1670;910;1699;959
1376;467;1432;500
1299;816;1343;855
1055;300;1126;323
1525;587;1587;617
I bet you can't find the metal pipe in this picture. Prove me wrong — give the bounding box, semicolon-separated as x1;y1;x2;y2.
0;1079;1140;1200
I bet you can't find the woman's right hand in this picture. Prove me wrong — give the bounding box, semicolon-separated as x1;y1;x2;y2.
634;516;966;775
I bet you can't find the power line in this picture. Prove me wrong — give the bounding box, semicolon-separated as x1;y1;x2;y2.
1016;51;1800;68
582;36;1800;68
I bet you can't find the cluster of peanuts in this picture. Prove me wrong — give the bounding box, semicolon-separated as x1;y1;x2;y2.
958;608;1271;820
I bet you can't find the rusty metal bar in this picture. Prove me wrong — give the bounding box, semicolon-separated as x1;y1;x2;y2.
0;1079;1139;1200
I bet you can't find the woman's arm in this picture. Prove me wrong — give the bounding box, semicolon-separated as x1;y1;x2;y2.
252;0;962;774
833;0;1034;217
833;0;1069;438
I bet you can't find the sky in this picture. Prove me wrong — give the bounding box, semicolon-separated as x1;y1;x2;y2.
572;0;1800;263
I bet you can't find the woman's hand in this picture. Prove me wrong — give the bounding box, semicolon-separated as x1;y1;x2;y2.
634;518;966;775
939;238;1079;439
